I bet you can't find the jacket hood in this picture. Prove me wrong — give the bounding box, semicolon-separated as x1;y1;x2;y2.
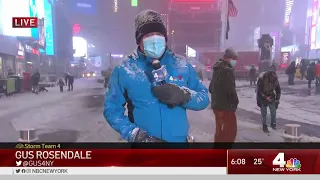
213;58;233;71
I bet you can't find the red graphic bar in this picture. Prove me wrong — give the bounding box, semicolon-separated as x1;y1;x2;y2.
228;150;320;174
0;149;227;167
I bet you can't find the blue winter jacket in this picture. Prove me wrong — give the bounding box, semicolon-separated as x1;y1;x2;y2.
103;49;209;142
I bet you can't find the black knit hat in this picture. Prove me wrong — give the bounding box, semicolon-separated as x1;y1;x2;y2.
135;9;167;45
224;48;238;59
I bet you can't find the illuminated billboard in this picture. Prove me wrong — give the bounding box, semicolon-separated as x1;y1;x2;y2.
44;0;54;55
73;37;87;57
29;0;39;40
70;0;97;15
0;0;31;37
310;0;318;50
0;0;54;55
284;0;294;27
131;0;138;6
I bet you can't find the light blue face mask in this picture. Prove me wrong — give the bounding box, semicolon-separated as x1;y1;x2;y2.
230;60;237;67
143;35;166;59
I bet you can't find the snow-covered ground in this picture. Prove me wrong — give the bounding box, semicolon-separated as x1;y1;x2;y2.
1;76;319;143
200;75;320;142
0;79;120;142
236;86;320;142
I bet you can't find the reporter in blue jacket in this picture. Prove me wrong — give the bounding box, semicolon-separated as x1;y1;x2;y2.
103;9;209;143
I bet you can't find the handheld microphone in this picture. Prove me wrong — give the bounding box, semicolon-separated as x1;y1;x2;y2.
151;60;174;109
152;59;161;70
151;59;167;86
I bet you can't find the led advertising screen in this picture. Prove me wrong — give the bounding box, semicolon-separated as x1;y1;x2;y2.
36;0;45;47
0;0;31;37
280;52;290;68
315;0;320;49
44;0;54;55
311;0;318;50
131;0;138;6
70;0;97;15
29;0;39;40
0;0;54;55
284;0;294;27
73;37;87;58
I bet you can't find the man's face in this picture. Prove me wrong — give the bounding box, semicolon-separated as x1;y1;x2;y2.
139;32;165;52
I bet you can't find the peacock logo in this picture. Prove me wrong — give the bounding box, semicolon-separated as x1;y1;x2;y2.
285;158;301;168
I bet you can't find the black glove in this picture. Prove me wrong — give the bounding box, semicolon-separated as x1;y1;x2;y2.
132;129;166;143
153;83;192;108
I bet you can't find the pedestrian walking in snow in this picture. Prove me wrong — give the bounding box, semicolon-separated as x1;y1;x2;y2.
67;75;74;91
300;59;307;80
209;48;239;143
306;62;316;89
248;64;257;86
256;70;281;133
65;73;69;86
103;9;209;143
315;61;320;94
285;61;296;85
31;69;40;94
58;78;65;92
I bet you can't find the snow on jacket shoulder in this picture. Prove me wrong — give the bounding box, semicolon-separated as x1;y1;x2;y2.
103;49;209;142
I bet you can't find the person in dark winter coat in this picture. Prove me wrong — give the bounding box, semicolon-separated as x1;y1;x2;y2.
38;86;48;92
209;48;239;143
285;61;296;85
248;64;257;86
306;62;316;89
256;70;281;133
104;9;209;143
67;75;74;91
300;59;307;80
65;73;69;86
31;69;40;93
316;62;320;91
58;78;65;92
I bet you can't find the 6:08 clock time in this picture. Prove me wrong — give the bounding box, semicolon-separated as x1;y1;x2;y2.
230;158;246;166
